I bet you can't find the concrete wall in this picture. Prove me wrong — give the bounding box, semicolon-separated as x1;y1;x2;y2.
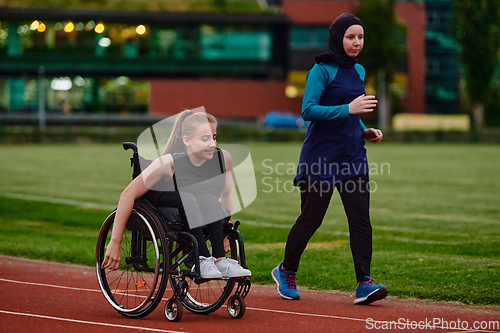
149;79;302;118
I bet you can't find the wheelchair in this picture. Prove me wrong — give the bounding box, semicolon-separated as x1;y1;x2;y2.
95;142;251;322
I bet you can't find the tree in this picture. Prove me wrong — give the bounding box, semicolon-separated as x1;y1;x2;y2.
356;0;406;130
452;0;500;130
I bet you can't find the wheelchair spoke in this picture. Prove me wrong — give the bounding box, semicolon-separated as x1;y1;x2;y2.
168;233;237;314
96;208;167;317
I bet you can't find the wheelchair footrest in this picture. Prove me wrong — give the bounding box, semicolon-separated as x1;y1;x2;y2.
233;277;251;299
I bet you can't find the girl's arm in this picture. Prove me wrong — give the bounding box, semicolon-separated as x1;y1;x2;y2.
102;154;174;271
220;150;233;220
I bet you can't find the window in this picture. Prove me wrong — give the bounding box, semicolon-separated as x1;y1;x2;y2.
290;26;329;50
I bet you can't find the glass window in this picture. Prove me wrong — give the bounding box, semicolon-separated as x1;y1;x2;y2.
0;76;149;114
200;24;271;60
290;26;329;49
0;20;8;55
5;20;151;57
3;19;274;62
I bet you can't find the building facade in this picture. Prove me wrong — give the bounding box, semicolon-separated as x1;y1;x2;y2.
0;1;458;119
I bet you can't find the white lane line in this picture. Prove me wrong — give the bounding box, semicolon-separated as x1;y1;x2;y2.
1;278;498;333
0;192;116;211
246;307;500;333
0;277;169;300
246;307;499;332
0;310;187;333
0;192;487;245
242;220;483;245
247;306;365;322
0;278;100;293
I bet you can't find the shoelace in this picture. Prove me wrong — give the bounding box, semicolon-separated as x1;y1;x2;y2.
284;272;297;289
222;258;239;266
197;257;219;273
358;278;374;287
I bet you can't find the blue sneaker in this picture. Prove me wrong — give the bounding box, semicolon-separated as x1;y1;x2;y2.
271;262;300;300
355;276;388;305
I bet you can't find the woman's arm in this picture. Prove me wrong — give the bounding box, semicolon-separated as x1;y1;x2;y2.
359;119;367;131
302;64;350;121
302;64;377;121
101;154;174;271
362;128;383;143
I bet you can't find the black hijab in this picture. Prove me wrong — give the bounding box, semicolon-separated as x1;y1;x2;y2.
315;13;363;68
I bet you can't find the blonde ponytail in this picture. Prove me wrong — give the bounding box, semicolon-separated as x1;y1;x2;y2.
162;110;217;155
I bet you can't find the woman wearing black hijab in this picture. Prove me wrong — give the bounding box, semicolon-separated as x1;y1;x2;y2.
272;13;387;304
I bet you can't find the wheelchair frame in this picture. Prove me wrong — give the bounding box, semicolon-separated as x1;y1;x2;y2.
95;142;251;321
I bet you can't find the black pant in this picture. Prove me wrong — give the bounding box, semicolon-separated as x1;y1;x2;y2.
283;173;372;283
146;190;225;258
180;192;224;258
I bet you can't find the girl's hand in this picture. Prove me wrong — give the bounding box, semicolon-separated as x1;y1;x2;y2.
102;240;121;271
363;128;383;143
349;94;378;114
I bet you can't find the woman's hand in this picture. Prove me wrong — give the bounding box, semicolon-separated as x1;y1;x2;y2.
349;94;378;114
363;128;383;143
102;239;121;271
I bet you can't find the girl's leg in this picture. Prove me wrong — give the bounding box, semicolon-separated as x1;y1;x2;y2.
179;192;211;257
283;181;334;272
197;193;225;258
336;174;372;283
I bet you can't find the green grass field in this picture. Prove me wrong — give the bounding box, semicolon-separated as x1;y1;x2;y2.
0;142;499;305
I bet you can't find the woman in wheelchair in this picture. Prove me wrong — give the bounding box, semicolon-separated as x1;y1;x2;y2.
101;110;251;279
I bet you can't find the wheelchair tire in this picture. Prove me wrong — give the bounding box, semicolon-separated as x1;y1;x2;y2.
168;229;240;315
164;298;183;322
95;205;169;318
227;295;246;319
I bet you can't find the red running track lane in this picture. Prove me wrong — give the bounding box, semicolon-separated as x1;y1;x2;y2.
0;256;499;333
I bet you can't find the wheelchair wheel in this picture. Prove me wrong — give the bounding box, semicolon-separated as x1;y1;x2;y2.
168;230;239;315
95;206;168;318
227;295;246;319
164;298;183;322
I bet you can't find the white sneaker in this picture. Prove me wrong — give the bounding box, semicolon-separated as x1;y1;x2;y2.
215;257;252;278
198;256;222;279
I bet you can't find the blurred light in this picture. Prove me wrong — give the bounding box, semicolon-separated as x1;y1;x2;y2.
38;23;46;32
98;37;111;47
54;22;63;31
121;28;132;38
116;76;130;86
85;21;95;31
95;23;105;34
285;85;299;98
30;20;39;31
0;30;8;39
75;22;84;31
51;77;73;91
74;76;85;87
136;25;146;35
18;25;30;34
108;27;118;39
64;22;74;33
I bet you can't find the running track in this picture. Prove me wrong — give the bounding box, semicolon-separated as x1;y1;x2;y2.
1;256;498;333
